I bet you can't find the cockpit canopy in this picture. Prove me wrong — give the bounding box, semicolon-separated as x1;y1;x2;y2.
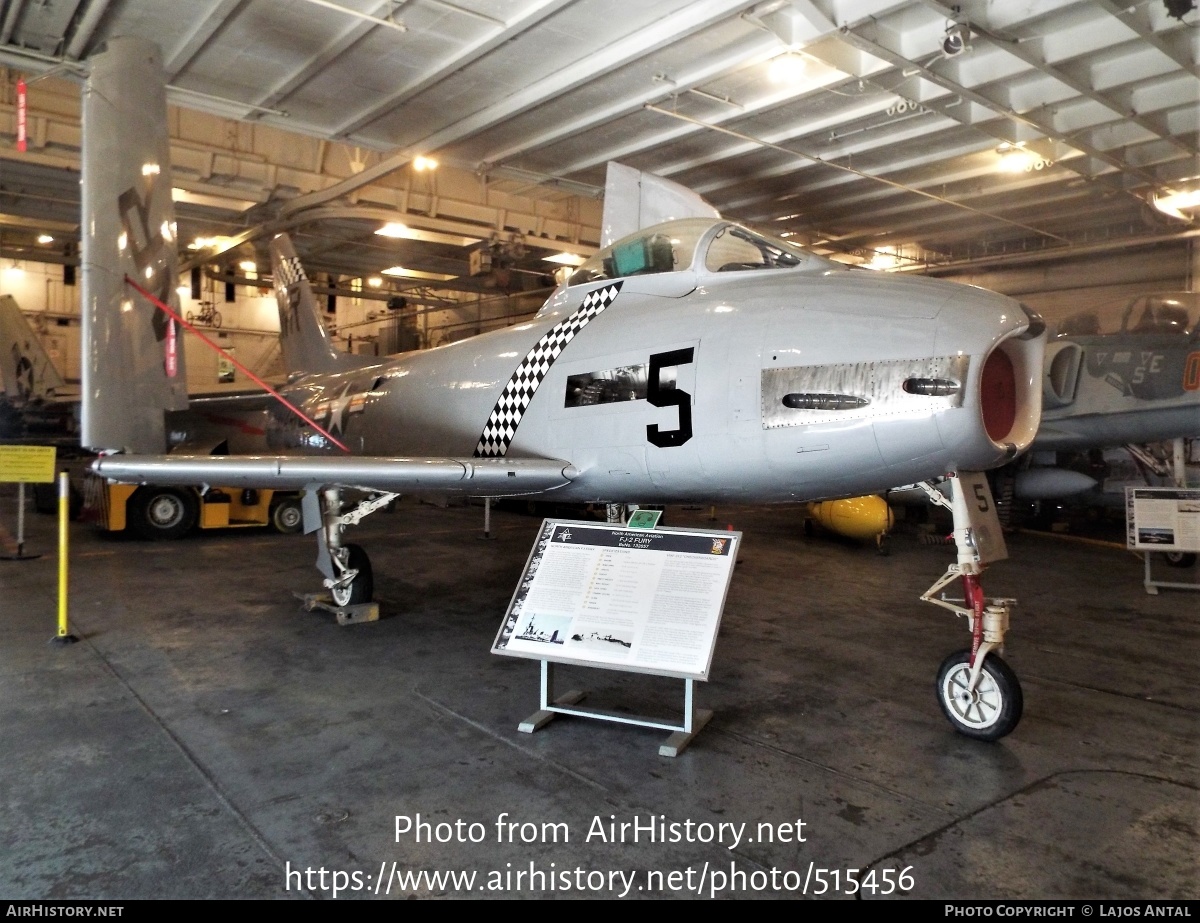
1053;293;1200;342
567;218;840;287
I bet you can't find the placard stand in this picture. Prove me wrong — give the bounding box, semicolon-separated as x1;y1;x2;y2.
495;519;739;758
1126;487;1200;595
1141;554;1200;595
518;659;713;757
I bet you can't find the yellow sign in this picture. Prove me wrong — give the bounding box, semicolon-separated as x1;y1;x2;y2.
0;445;57;483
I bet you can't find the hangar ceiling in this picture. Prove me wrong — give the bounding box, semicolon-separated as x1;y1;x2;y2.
0;0;1197;296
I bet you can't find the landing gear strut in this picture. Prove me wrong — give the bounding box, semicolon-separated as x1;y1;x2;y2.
313;487;398;608
918;471;1023;741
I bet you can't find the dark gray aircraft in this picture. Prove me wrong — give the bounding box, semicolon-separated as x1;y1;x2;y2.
81;38;1045;740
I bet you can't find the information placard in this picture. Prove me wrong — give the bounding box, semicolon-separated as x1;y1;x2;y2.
1126;487;1200;553
492;520;740;681
0;444;56;483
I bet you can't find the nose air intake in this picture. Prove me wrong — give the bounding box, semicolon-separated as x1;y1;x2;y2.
980;348;1016;443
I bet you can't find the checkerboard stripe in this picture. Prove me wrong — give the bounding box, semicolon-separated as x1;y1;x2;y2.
273;255;305;292
474;281;623;457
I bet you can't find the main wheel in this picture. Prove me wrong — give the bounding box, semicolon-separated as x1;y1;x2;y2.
330;543;373;606
936;649;1023;741
270;497;303;534
127;487;198;540
1163;551;1197;569
210;310;222;329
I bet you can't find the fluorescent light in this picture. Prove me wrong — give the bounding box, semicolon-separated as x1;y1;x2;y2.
413;155;438;171
1152;188;1200;221
375;222;482;247
367;277;383;287
37;234;53;244
769;53;806;84
172;187;260;212
239;260;257;272
382;266;457;281
543;252;586;266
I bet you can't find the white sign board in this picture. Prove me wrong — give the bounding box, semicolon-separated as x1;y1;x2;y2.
492;520;740;681
1127;487;1200;553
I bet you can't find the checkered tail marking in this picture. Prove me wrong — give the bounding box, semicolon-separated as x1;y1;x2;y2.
474;282;623;457
273;255;305;292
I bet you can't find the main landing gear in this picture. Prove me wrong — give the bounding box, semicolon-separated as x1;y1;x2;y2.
313;487;398;610
918;472;1023;741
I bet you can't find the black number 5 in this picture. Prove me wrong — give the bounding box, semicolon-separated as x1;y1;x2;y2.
974;482;989;512
646;347;694;447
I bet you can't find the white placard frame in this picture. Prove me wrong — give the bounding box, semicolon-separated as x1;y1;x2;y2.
492;519;741;755
1126;487;1200;595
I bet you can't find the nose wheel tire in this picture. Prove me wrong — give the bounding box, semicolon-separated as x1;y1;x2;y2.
1163;551;1196;569
330;543;373;607
936;649;1023;741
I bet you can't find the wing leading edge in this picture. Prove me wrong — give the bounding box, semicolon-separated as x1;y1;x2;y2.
92;455;578;496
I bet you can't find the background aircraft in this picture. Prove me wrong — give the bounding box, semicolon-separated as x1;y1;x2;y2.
82;37;1045;740
0;294;78;444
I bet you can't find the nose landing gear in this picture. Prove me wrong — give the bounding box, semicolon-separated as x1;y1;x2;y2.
918;471;1024;741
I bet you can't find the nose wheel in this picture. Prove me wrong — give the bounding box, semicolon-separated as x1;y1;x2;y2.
936;649;1023;741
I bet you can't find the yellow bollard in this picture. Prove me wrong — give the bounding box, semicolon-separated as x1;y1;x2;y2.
53;471;77;645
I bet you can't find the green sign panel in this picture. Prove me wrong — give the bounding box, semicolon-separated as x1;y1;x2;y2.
626;508;662;530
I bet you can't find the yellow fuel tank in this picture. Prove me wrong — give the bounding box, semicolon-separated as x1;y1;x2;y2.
807;495;894;543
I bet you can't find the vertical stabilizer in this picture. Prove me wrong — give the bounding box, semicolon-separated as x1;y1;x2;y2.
0;295;67;400
601;162;720;247
269;233;359;374
81;36;187;454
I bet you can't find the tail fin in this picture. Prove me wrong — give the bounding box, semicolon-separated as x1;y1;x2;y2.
0;295;67;401
269;233;364;375
80;36;187;454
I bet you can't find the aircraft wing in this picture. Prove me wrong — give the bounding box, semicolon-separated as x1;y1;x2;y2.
91;454;578;497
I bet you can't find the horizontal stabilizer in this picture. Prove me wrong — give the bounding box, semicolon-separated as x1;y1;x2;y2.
92;454;578;496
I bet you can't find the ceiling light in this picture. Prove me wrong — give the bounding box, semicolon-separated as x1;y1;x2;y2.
188;235;238;251
37;234;54;244
768;53;806;84
543;252;586;266
1152;188;1200;221
942;22;971;56
865;248;899;271
367;277;383;287
3;262;24;278
176;285;191;298
239;260;257;272
382;266;457;281
374;223;483;247
412;156;439;172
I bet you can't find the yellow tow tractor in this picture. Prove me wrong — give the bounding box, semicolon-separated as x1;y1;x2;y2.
82;474;304;540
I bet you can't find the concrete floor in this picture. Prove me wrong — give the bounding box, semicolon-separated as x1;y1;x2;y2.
1;488;1197;900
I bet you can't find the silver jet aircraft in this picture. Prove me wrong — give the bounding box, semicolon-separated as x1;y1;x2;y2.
82;38;1044;740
